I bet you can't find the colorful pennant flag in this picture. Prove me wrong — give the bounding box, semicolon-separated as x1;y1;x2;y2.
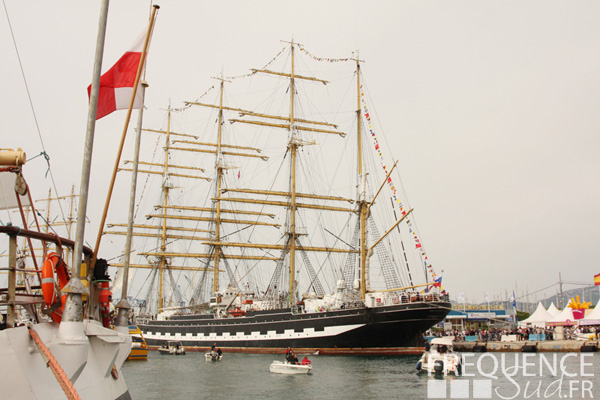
360;85;441;285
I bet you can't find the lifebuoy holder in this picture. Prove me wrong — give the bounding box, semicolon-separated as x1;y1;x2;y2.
41;252;70;323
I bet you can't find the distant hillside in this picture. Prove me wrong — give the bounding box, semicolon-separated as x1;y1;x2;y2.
536;285;598;309
453;286;599;313
512;286;597;313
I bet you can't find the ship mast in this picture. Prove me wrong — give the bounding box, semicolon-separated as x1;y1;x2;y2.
184;79;279;298
288;41;298;308
44;185;79;261
44;189;52;235
226;41;357;308
157;106;173;311
67;185;76;241
212;76;227;294
354;54;368;300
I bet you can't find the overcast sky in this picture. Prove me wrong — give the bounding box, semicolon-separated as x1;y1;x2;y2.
1;1;599;304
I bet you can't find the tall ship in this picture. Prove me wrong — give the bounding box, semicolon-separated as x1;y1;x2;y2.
108;41;450;354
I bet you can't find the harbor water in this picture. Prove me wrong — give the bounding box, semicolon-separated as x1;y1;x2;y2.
123;351;600;399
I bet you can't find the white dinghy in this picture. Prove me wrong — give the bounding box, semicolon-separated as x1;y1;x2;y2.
270;361;312;375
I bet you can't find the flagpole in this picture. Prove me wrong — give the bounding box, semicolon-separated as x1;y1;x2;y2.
512;290;518;328
61;0;110;323
114;80;148;330
90;4;159;272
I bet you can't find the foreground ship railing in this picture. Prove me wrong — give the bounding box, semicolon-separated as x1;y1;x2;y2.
0;225;93;326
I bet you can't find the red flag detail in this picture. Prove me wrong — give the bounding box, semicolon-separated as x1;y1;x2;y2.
87;32;147;120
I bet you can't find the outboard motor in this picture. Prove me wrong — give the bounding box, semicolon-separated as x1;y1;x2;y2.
455;362;462;376
433;360;444;375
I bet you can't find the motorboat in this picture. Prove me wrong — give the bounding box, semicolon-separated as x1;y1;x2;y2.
205;351;223;361
416;337;462;376
270;361;312;375
127;324;148;361
158;341;186;355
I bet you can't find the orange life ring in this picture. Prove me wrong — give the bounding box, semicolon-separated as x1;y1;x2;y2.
41;252;70;323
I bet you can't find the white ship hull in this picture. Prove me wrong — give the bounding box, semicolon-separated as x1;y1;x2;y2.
0;321;131;400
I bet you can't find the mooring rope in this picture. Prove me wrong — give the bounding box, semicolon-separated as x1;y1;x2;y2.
28;326;81;400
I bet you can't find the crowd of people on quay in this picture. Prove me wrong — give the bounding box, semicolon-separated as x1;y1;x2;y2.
428;325;599;341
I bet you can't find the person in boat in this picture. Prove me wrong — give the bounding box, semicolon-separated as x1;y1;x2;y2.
423;340;431;362
291;351;299;364
301;356;311;365
286;350;299;364
285;350;292;363
439;345;447;354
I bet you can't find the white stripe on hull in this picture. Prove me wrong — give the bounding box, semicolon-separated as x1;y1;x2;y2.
144;323;365;342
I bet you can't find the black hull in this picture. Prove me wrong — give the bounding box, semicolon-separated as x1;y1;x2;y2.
139;301;450;354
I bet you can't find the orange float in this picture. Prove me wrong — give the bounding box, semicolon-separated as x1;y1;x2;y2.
98;281;112;327
41;252;70;323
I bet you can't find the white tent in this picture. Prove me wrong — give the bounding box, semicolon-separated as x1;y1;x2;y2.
547;303;561;317
519;302;554;328
547;307;576;326
580;299;600;326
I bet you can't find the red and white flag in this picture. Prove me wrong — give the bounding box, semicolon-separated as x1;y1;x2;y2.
87;31;148;120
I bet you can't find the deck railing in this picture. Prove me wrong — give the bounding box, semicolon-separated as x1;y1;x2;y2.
0;225;93;327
